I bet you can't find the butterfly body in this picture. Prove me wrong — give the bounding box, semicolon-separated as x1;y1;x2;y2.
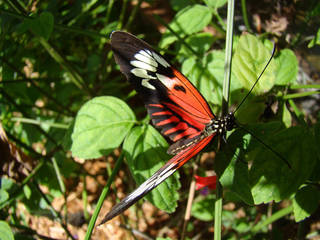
100;31;235;224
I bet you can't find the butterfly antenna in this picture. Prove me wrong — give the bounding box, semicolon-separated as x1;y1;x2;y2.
233;43;276;114
237;123;292;169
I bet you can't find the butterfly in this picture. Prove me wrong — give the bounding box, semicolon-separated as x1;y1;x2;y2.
100;31;236;224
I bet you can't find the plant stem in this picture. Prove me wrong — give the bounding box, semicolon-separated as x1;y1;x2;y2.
215;0;235;239
10;117;69;129
84;152;124;240
290;84;320;89
283;91;320;99
251;205;293;233
241;0;252;32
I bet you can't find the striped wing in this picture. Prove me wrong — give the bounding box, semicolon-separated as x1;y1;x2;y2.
99;134;214;225
111;31;215;146
101;31;217;224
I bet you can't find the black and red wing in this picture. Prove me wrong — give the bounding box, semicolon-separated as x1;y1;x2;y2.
100;32;217;224
99;134;214;225
111;31;215;146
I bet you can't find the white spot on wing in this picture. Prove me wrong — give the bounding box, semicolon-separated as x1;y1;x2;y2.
156;73;175;89
152;52;170;68
134;53;158;68
130;60;156;72
142;79;156;90
131;68;156;79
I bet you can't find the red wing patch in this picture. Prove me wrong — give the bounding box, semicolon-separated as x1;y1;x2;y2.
99;134;214;225
111;31;215;144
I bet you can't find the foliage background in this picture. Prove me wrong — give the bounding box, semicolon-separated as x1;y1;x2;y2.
1;0;320;239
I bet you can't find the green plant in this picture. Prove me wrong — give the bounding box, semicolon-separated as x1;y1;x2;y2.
1;0;320;239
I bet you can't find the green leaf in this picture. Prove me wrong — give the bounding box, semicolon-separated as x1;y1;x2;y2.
249;126;316;204
29;12;54;40
293;185;320;222
308;28;320;48
233;34;276;94
0;189;9;205
275;49;298;85
282;102;292;128
179;32;214;56
0;221;14;240
160;5;212;48
233;95;265;124
309;122;320;182
23;185;32;199
191;194;215;221
218;146;254;205
123;125;180;212
71;96;135;159
204;0;228;9
170;0;193;11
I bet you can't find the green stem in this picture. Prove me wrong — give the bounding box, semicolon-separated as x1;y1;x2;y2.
105;0;115;24
51;157;68;224
215;0;235;239
241;0;252;32
213;9;227;30
33;181;75;240
125;0;143;30
283;91;320;99
288;99;307;126
117;0;128;29
82;174;90;221
10;117;69;129
290;84;320;89
214;182;223;240
251;205;293;233
84;152;124;240
38;37;87;91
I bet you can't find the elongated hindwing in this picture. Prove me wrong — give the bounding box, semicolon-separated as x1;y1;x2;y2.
100;31;231;225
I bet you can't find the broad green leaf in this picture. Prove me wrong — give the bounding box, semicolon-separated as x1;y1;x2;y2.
160;5;212;48
233;34;276;94
204;0;228;9
191;194;215;221
0;221;14;240
179;32;214;56
233;95;265;124
275;49;298;85
218;146;254;205
71;96;135;159
293;185;320;222
249;126;316;204
29;12;54;40
123;125;180;212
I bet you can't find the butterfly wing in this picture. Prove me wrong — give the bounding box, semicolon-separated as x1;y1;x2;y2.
99;134;213;225
111;31;215;145
101;31;217;224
